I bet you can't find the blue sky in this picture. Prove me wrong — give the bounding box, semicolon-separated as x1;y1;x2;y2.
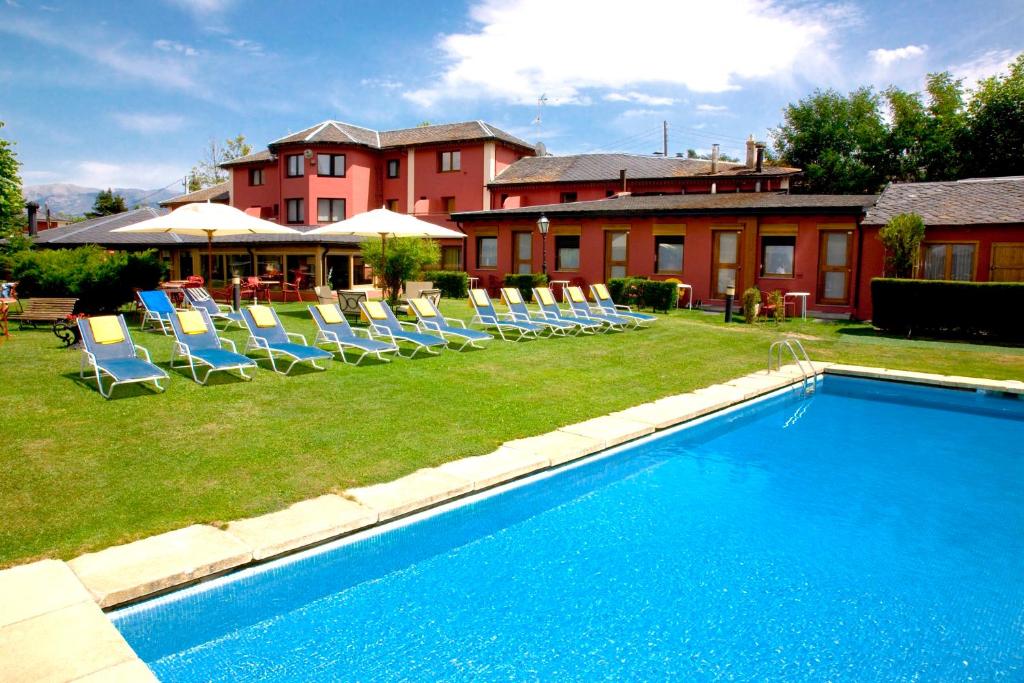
2;0;1022;191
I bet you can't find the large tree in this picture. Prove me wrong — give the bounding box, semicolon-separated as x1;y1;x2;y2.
0;121;25;238
188;134;252;191
86;189;128;217
962;53;1024;178
886;73;968;183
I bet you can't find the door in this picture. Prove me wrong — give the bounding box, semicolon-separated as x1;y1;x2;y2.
818;231;853;304
325;255;351;289
712;230;742;298
605;231;628;280
513;232;533;274
991;243;1024;282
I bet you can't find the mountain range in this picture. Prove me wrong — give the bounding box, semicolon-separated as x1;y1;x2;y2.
23;184;180;217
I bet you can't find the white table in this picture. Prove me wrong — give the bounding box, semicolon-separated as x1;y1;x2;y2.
784;291;810;320
467;277;479;290
549;279;571;301
676;283;693;310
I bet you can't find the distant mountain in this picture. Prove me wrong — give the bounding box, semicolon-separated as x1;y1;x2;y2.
23;184;180;217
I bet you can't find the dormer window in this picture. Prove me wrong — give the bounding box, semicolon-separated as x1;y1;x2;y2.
317;153;346;177
438;150;461;173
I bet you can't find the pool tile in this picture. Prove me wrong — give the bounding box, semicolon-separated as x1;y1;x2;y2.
72;659;159;682
68;525;253;608
436;446;550;490
227;495;379;561
0;559;93;629
346;469;473;522
558;415;655;449
502;430;603;466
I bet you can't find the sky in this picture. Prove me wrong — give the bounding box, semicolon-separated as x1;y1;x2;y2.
1;0;1022;192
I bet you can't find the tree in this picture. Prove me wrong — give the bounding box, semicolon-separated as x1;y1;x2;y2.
772;88;890;193
360;237;440;305
886;73;968;183
962;53;1024;178
87;189;128;217
0;121;25;241
878;212;926;278
188;134;252;191
685;148;740;162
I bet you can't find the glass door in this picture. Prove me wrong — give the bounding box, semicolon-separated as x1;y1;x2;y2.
605;231;628;280
818;231;852;304
712;230;741;298
513;232;533;274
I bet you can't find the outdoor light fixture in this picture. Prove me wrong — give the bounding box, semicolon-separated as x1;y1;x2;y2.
537;214;550;276
724;284;736;323
231;276;242;312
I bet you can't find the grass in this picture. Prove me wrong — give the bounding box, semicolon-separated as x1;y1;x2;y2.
1;300;1021;567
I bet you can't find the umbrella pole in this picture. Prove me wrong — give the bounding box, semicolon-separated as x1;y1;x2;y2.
380;233;389;300
206;233;214;287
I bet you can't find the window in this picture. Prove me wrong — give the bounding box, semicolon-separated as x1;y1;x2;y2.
317;198;345;223
285;198;304;224
513;231;532;274
256;254;284;280
249;168;264;186
441;245;462;270
317;153;346;177
286;154;304;177
655;235;684;274
560;192;578;203
761;236;795;277
555;235;580;271
387;159;400;178
385;199;399;211
352;255;373;285
476;236;497;269
438;150;461;172
923;243;975;281
443;196;456;213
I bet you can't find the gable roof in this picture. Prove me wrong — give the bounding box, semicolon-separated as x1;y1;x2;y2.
159;181;230;207
263;119;534;154
863;176;1024;226
270;120;381;149
220;149;274;168
490;153;800;186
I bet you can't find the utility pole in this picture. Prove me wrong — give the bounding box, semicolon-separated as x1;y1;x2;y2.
663;120;668;157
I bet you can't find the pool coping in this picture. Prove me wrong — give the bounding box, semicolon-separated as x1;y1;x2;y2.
2;362;1020;681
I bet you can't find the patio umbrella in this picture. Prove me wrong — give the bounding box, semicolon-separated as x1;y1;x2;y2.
305;206;466;260
111;202;301;281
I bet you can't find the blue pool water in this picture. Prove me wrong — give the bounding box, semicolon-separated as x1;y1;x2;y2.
113;377;1024;681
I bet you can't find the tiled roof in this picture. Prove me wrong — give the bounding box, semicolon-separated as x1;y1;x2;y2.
220;149;274;168
270;121;380;149
453;192;876;220
863;176;1024;226
159;181;230;207
490;153;800;185
263;119;534;153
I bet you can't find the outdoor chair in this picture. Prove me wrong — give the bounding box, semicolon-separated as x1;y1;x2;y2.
468;289;542;341
590;283;657;328
281;274;306;303
308;303;398;365
500;287;575;336
407;297;492;351
336;289;368;319
138;289;178;334
77;314;168;399
358;300;447;358
313;285;336;306
169;309;256;384
532;287;603;334
396;281;436;315
241;305;333;374
564;287;630;331
183;286;244;329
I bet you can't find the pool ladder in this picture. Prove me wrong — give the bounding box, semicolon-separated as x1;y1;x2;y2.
768;338;820;394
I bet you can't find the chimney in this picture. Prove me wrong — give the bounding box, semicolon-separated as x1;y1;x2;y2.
25;201;39;237
711;143;720;174
745;135;756;169
755;142;766;173
619;169;627;192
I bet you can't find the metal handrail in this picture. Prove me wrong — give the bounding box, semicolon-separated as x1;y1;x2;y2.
768;337;820;393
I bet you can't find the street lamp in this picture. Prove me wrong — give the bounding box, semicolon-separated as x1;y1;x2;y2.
537;214;550;276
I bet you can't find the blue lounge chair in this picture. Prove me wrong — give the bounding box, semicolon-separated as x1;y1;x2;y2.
78;314;168;398
468;289;542;341
590;283;657;327
358;300;447;358
531;287;603;334
308;303;398;365
500;287;575;336
407;297;493;351
241;305;333;374
564;286;630;331
183;286;244;330
169;308;256;384
138;290;177;334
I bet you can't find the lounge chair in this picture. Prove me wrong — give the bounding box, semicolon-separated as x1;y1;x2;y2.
468;289;542;341
531;287;603;334
590;283;657;327
564;286;629;331
240;305;333;374
138;290;178;334
308;303;398;364
407;297;493;350
78;315;168;398
183;286;244;329
500;287;575;336
169;309;256;384
358;300;447;358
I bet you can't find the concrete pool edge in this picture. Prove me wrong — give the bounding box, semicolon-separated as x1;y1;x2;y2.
3;362;1021;681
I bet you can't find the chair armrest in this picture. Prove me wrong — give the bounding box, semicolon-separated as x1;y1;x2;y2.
398;321;420;331
443;317;467;328
219;337;238;352
217;303;234;313
286;332;308;345
419;319;443;332
321;329;340;343
471;314;497;326
249;335;271;349
133;345;153;362
351;327;371;339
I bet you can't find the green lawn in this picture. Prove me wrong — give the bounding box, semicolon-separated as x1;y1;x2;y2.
1;301;1021;567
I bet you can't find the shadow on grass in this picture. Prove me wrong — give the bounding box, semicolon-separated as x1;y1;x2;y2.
63;371;168;401
835;325;1024;349
166;365;255;386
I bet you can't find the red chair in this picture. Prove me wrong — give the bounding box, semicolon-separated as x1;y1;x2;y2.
245;277;269;304
186;275;205;286
759;290;779;322
281;274;306;302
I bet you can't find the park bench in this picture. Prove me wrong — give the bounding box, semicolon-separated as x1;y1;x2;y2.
9;297;80;345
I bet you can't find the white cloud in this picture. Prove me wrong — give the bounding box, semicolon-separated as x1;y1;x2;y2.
405;0;846;107
164;0;233;18
604;92;676;106
72;161;189;189
154;39;198;57
696;104;728;112
869;44;927;67
950;49;1022;88
360;77;404;90
226;37;264;56
113;113;186;134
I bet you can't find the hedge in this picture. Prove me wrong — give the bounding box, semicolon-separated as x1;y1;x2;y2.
503;273;547;302
871;278;1024;340
423;270;468;298
607;276;675;313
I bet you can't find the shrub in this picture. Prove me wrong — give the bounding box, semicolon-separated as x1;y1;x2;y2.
742;287;761;323
607;276;674;313
769;289;786;323
503;272;547;302
361;237;439;304
871;278;1024;340
423;270;468;298
878;213;925;277
10;246;162;313
608;277;648;307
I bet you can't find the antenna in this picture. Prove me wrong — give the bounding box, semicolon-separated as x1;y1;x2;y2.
533;93;548;143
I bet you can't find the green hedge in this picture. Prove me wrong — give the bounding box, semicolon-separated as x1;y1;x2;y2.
423;270;468;298
607;276;674;313
11;246;163;314
503;272;547;302
871;278;1024;340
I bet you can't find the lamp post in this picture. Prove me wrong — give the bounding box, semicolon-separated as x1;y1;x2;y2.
537;214;550;276
724;284;735;323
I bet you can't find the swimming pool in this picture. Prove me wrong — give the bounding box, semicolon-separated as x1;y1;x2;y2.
113;376;1024;681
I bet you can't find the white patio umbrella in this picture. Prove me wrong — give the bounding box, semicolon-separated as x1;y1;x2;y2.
305;206;466;260
111;202;301;281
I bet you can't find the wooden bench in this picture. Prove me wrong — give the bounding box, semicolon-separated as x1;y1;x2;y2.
9;298;80;346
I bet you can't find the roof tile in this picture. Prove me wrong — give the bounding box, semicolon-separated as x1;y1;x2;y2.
863;177;1024;226
490;154;799;185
